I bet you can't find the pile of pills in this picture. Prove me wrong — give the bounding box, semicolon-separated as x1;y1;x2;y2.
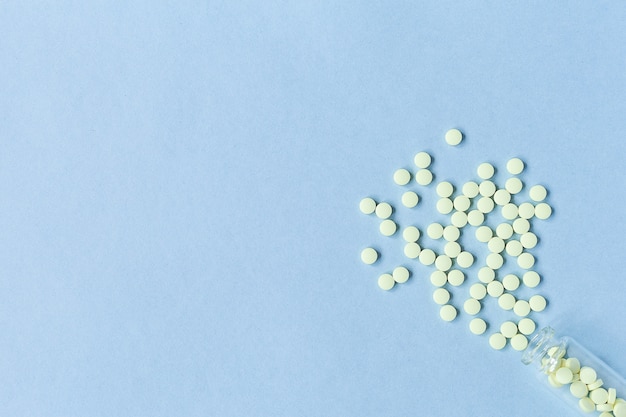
541;348;626;416
359;128;553;351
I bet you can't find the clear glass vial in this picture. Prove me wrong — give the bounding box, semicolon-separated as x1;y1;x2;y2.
522;327;626;417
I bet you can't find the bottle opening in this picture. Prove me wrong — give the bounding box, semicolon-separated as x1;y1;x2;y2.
521;326;554;365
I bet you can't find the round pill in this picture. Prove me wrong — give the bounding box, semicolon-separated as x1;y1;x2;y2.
479;180;496;197
478;267;495;283
414;151;432;168
436;181;454;197
498;293;516;310
570;381;589;398
513;300;531;317
529;185;547;202
615;403;626;417
598;404;614;412
404;242;421;259
517;252;535;269
500;321;518;338
535;203;552;220
523;271;541;288
502;203;519;220
580;367;597;384
505;240;523;257
529;295;547;312
403;226;420;242
463;298;481;315
608;388;617;404
467;210;485;226
579;398;596;413
402;191;420;208
451;211;468;228
392;266;410;283
415;169;433;186
477;163;495;180
489;333;507;350
445;129;463;146
393;169;411;185
506;157;525;175
359;197;377;214
493;189;511;206
475;226;493;242
439;304;458;321
456;251;474;268
486;253;504;270
375;202;393;219
488;237;505;253
510;334;528;351
521;232;538;249
565;357;581;374
556;367;574;384
430;270;448;287
437;198;454;214
444;241;462;258
496;223;514;239
443;226;461;242
518;318;536;335
513;218;531;234
433;288;451;305
518;202;535;219
502;274;520;291
487;281;504;297
470;283;487;300
379;219;397;236
435;255;453;272
427;223;444;239
477;196;495;213
378;274;395;290
591;388;609;405
453;196;471;212
447;269;465;286
361;248;378;264
589;380;604;390
463;181;480;198
469;318;487;335
505;177;523;194
419;249;436;265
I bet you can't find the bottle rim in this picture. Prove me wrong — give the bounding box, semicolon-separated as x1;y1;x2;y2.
521;326;554;365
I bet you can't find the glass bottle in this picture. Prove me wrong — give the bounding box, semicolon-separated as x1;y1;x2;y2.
522;327;626;417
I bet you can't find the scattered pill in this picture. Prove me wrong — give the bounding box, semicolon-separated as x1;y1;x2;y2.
513;300;531;317
463;298;481;315
378;273;395;290
565;357;581;373
392;266;410;283
477;196;495;213
496;223;514;240
502;274;520;291
615;402;626;417
570;381;589;398
493;189;511;206
444;241;462;258
436;181;454;197
529;295;547;312
579;397;596;413
375;202;393;219
598;404;614;413
361;248;378;264
469;283;487;300
502;203;519;220
419;249;436;265
520;232;538;249
379;219;397;236
437;198;454;214
506;158;525;175
439;304;458;321
445;129;463;146
608;388;617;404
415;169;433;186
479;180;496;197
535;202;552;220
433;288;451;305
498;293;516;310
523;271;541;288
427;223;445;239
430;270;448;287
517;252;536;269
477;163;495;180
529;185;548;202
469;318;487;335
517;318;536;335
488;237;505;253
359;197;377;214
394;169;411;185
486;253;504;269
435;255;453;272
453;196;471;212
518;202;535;219
402;191;420;208
505;177;523;194
475;226;493;242
414;151;432;168
556;367;574;384
456;251;474;268
588;378;604;391
487;280;504;297
462;181;480;198
478;267;495;283
451;211;468;228
447;269;465;286
591;388;609;405
500;321;518;338
580;367;597;385
505;240;523;257
489;333;507;350
467;210;485;226
403;226;420;242
443;226;461;242
513;218;531;234
404;242;421;259
510;334;528;351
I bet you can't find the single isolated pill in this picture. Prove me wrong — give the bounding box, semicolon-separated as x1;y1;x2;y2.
486;253;504;270
463;181;480;198
467;210;485;226
469;318;487;335
414;151;432;168
513;218;531;234
393;168;411;185
445;128;463;146
517;252;536;269
505;177;523;194
451;211;468;228
437;198;454;214
489;333;507;350
487;280;504;297
535;203;553;220
379;219;397;236
529;185;548;202
506;157;525;175
518;318;536;335
518;202;535;219
500;321;518;338
419;249;437;266
477;196;495;213
523;271;541;288
513;300;531;317
430;270;448;287
498;293;516;310
375;202;393;219
502;274;520;291
447;269;465;286
443;225;461;242
361;248;378;264
404;242;421;259
453;195;471;212
477;163;495;180
469;283;487;300
444;241;462;258
502;203;519;220
456;251;474;268
463;298;481;315
402;226;420;242
479;180;496;197
521;232;538;249
529;294;547;312
496;223;514;240
436;181;454;198
439;304;457;322
393;266;410;283
378;273;395;290
427;223;445;239
359;197;377;214
505;240;523;257
435;255;453;272
478;267;495;283
415;169;433;186
510;334;528;351
433;288;451;305
493;189;511;206
401;191;420;208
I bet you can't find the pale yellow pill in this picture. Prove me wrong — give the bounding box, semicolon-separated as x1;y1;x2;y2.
427;223;444;239
379;219;397;236
565;357;581;373
359;197;377;214
506;158;525;175
535;203;552;220
393;266;410;283
500;321;518;338
502;274;520;291
570;381;589;398
518;318;536;335
513;300;531;317
505;240;523;257
447;269;465;286
469;283;487;300
464;298;481;315
590;388;609;405
402;191;420;208
556;367;574;384
453;196;471;212
498;293;516;310
436;181;454;198
529;295;547;312
462;181;479;198
488;237;505;253
435;255;453;271
589;379;604;390
489;333;507;350
517;252;535;269
521;232;538;249
419;249;436;265
404;242;421;259
439;304;458;321
475;225;493;242
477;196;495;213
579;397;596;413
615;402;626;417
513;218;531;234
493;189;511;206
443;225;461;242
456;251;474;268
478;267;495;283
523;271;541;288
518;202;535;219
361;248;378;264
378;273;395;290
437;198;454;214
479;180;496;197
487;280;504;297
415;169;433;186
393;169;411;185
496;223;513;239
469;318;487;335
375;202;393;219
444;241;461;258
445;129;463;146
430;270;447;287
510;334;528;351
502;203;518;220
486;253;504;269
505;177;523;194
413;151;432;168
477;163;495;180
467;210;485;226
402;226;420;242
433;288;451;305
608;388;617;404
529;185;547;202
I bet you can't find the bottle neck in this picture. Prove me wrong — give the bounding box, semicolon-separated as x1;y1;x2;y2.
522;326;567;372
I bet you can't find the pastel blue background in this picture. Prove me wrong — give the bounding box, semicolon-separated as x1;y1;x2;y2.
1;2;625;416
